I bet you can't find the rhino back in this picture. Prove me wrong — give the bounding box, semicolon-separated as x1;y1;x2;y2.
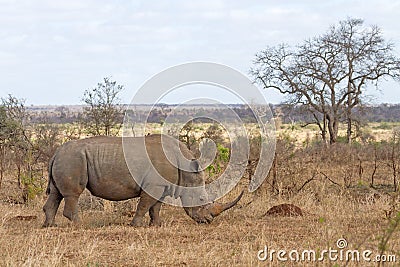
51;135;192;201
85;137;142;200
52;137;141;201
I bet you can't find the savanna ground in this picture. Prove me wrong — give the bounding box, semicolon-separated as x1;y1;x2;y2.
1;122;400;266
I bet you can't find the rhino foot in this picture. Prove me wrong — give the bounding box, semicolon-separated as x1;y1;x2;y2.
130;217;147;227
42;222;57;228
149;220;161;227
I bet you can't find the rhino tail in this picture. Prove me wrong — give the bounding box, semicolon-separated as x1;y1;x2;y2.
46;154;56;195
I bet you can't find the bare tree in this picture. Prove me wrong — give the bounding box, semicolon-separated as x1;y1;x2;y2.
251;18;400;144
82;77;124;136
179;120;197;151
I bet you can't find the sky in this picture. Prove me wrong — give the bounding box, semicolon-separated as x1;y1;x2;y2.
1;0;400;105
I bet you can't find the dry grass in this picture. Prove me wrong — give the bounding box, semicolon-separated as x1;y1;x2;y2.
1;185;399;266
1;122;399;266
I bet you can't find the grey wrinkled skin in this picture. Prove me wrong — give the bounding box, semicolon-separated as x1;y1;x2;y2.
42;134;242;227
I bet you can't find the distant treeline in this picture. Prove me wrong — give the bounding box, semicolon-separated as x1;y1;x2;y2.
278;104;400;124
27;103;400;124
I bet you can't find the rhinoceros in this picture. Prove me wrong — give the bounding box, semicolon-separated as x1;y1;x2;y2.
42;134;243;227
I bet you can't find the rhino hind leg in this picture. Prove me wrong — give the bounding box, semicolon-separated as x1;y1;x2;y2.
42;189;63;227
149;201;162;227
63;195;81;224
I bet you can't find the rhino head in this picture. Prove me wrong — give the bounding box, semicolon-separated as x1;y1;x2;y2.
178;159;243;224
182;191;244;224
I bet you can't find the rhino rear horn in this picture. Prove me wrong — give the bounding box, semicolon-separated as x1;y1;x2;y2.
209;190;244;217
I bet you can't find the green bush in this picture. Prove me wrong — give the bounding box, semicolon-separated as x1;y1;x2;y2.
20;171;45;201
206;144;230;177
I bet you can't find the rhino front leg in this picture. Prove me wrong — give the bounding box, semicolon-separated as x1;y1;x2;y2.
149;201;162;227
130;188;163;227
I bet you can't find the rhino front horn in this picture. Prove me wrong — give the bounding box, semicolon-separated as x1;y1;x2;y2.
209;190;244;217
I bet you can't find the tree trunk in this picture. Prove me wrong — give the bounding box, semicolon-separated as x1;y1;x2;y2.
322;113;327;145
328;116;339;144
346;82;353;144
312;112;328;145
321;129;327;144
347;115;352;144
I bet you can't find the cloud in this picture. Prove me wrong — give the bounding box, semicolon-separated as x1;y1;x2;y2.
0;0;399;104
3;34;29;46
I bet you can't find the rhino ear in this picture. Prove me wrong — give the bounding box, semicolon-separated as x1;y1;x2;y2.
190;159;201;173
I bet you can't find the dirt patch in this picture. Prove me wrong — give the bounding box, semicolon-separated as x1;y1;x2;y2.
12;215;37;221
264;203;303;217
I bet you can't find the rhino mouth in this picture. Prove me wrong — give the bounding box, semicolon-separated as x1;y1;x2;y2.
186;207;213;224
194;214;214;224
